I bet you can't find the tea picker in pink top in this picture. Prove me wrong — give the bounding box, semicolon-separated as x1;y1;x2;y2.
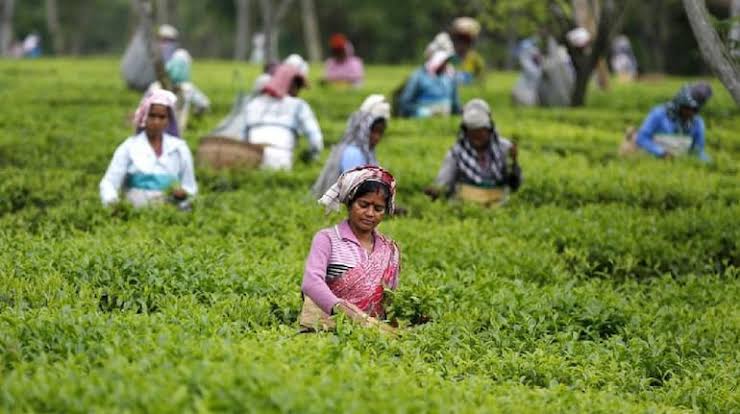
300;166;400;332
322;33;365;88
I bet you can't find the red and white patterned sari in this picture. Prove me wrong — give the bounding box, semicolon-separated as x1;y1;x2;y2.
327;233;400;317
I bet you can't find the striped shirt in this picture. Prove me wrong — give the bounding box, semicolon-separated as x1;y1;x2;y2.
301;220;377;314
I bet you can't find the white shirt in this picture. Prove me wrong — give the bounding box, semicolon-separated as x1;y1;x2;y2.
241;94;323;169
100;132;197;206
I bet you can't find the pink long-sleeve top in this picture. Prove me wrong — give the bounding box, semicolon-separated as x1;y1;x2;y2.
302;220;396;314
323;56;364;85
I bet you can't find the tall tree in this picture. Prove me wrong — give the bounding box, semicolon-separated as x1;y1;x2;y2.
155;0;170;24
258;0;294;62
683;0;740;104
572;0;609;90
234;0;250;60
137;0;171;90
45;0;63;55
0;0;15;56
731;0;739;59
552;0;628;106
300;0;321;62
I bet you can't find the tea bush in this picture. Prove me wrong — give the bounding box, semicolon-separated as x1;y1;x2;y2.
0;58;738;413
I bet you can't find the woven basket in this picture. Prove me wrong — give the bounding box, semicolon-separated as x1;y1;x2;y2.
456;183;507;207
196;136;264;170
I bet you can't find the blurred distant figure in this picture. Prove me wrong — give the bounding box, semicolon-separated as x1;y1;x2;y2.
540;34;576;106
250;33;266;64
449;17;485;85
101;89;197;209
511;38;542;106
620;83;713;162
611;35;638;82
425;17;485;85
312;94;391;197
238;57;324;170
156;27;210;121
158;24;179;62
425;99;521;206
398;50;461;118
22;33;42;58
513;35;574;107
322;33;364;87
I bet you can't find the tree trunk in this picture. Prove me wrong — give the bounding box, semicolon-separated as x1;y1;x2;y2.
731;0;739;59
568;0;626;106
234;0;250;60
155;0;169;24
572;0;609;90
683;0;740;104
45;0;64;55
0;0;15;56
300;0;321;62
258;0;294;62
138;0;172;90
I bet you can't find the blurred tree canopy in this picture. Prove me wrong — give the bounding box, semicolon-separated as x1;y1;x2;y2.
5;0;733;75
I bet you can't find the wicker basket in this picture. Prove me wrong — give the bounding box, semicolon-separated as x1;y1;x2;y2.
196;136;264;170
456;183;507;207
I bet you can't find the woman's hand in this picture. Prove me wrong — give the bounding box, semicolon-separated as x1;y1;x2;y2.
171;188;188;200
509;142;518;162
423;186;441;200
334;301;397;335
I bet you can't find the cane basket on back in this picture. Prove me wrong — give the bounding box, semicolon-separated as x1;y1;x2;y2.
196;136;264;170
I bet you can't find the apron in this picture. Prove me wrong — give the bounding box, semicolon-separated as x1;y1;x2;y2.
653;134;692;156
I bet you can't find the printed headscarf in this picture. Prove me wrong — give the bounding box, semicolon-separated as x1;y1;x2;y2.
133;89;179;136
318;165;396;214
665;85;702;134
451;99;507;186
689;82;713;108
262;64;303;98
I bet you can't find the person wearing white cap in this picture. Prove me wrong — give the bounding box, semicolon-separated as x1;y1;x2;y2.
425;99;521;206
311;95;391;197
449;17;485;84
398;50;461;118
283;54;310;83
157;24;179;62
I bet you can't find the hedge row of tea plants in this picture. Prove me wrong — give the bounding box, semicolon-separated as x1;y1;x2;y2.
0;59;737;413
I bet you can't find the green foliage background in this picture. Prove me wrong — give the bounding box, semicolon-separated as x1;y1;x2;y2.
0;58;738;412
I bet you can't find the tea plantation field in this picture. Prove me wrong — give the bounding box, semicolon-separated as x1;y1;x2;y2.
0;58;738;413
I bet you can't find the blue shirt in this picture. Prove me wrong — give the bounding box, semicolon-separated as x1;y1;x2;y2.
340;145;371;173
636;105;709;162
399;67;460;117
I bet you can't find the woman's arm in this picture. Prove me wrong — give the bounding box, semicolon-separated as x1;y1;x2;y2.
99;142;130;206
179;145;198;196
691;117;711;162
636;108;667;158
296;102;324;157
433;150;458;196
301;231;341;314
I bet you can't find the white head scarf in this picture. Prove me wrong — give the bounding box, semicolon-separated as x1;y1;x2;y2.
283;54;310;78
360;94;391;121
462;98;492;129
